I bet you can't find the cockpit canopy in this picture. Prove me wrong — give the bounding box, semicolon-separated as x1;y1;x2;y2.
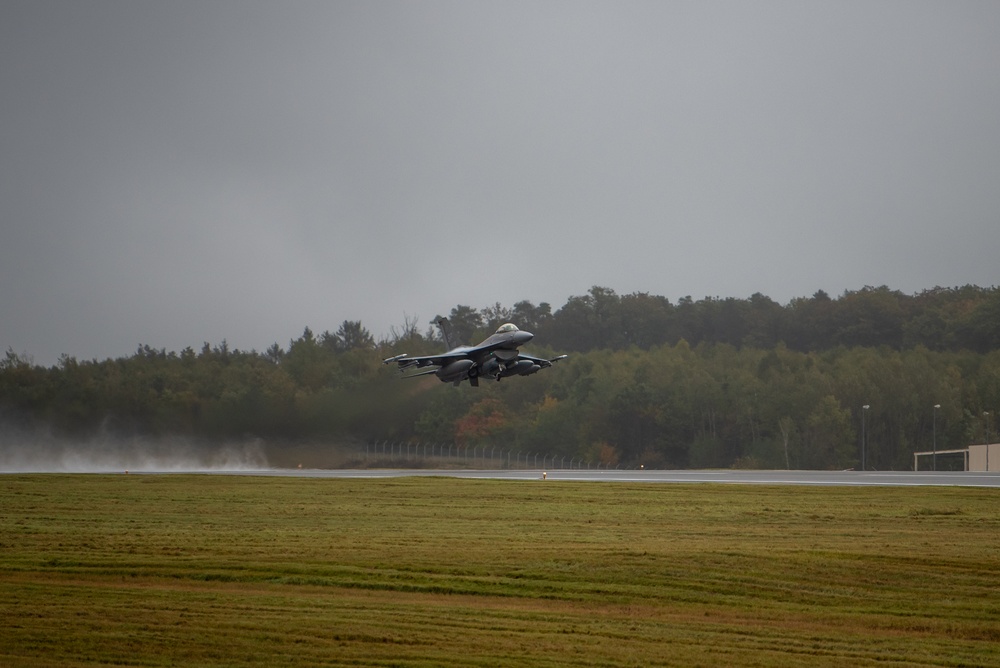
495;323;519;334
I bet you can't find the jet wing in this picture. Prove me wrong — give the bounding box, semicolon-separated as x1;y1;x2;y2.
382;351;470;371
517;353;568;368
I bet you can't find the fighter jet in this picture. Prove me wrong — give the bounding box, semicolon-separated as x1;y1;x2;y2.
382;318;567;387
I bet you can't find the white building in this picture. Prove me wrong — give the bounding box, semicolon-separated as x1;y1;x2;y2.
914;443;1000;471
968;443;1000;472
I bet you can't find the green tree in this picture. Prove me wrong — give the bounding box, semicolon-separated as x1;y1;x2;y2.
481;302;514;332
800;395;854;469
511;300;552;333
434;306;483;345
324;320;375;352
283;327;337;392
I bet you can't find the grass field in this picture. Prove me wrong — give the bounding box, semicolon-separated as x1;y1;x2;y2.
2;474;999;666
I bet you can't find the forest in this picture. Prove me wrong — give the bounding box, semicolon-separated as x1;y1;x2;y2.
2;284;999;470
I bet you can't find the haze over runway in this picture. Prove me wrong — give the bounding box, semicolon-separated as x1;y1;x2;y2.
23;468;995;488
3;2;999;365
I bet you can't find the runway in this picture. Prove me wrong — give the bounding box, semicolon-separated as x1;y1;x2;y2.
215;468;1000;487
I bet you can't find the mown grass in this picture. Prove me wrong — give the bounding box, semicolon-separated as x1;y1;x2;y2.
2;474;999;666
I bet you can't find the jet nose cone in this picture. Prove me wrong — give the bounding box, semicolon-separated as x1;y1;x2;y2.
514;330;534;345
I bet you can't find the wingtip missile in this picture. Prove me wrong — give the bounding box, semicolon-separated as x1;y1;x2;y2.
382;353;409;365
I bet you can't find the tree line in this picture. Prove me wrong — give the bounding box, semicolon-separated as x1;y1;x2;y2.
451;284;1000;354
2;285;998;470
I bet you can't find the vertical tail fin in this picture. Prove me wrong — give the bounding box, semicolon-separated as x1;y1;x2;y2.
436;318;459;350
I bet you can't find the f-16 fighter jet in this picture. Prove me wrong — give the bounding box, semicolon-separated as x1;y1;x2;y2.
383;319;566;387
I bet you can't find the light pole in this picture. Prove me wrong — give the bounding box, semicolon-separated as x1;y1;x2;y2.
862;405;870;471
933;404;940;471
986;412;992;472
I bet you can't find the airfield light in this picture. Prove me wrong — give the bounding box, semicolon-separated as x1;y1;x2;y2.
862;405;870;471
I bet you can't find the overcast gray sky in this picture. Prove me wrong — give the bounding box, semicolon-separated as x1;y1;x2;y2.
3;1;998;365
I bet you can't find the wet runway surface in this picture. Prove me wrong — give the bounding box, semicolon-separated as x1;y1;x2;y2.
204;468;1000;487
